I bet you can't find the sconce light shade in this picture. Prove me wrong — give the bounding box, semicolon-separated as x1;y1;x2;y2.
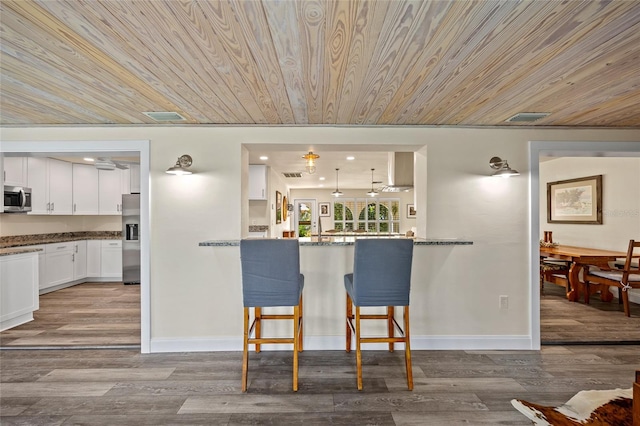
332;168;343;197
489;156;519;177
302;151;320;174
166;154;193;175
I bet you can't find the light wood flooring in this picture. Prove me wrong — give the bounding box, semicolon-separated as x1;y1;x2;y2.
1;283;639;424
0;283;140;348
540;282;640;344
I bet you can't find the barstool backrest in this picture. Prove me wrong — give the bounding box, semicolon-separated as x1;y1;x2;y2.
240;239;302;307
352;239;414;306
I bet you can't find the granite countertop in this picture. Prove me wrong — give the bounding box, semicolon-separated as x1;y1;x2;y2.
0;247;44;257
248;225;269;232
0;231;121;250
199;237;473;247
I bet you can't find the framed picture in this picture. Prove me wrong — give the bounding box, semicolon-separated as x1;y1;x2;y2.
407;204;416;218
319;202;331;217
547;175;602;224
275;191;282;224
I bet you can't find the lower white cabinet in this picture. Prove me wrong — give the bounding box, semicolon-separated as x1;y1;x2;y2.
73;240;87;280
101;240;123;278
87;240;101;277
1;252;39;331
43;242;75;289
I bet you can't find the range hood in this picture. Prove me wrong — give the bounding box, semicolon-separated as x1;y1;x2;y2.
381;152;414;192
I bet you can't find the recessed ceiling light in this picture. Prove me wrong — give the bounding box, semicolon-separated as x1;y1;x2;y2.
346;156;355;160
259;156;268;160
84;157;95;162
319;177;326;181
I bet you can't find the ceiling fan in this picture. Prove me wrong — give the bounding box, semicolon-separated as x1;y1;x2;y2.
94;157;129;171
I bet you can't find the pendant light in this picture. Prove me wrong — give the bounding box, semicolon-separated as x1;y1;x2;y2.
366;168;378;197
302;151;320;174
332;168;343;197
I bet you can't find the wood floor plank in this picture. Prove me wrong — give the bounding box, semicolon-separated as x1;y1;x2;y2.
38;368;175;382
1;382;115;397
178;394;334;414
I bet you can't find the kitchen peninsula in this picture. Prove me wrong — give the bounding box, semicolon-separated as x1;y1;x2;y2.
199;237;472;350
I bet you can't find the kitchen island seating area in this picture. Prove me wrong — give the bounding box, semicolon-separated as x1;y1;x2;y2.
345;239;414;391
240;239;304;392
584;240;640;317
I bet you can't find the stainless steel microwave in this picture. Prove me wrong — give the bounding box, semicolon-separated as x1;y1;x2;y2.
3;185;32;213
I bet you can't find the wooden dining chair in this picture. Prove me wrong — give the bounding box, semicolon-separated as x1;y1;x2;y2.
344;239;414;390
539;257;571;295
583;240;640;317
240;239;304;392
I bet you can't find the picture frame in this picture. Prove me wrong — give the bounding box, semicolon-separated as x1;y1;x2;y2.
275;191;282;224
547;175;602;224
406;204;416;218
319;202;331;217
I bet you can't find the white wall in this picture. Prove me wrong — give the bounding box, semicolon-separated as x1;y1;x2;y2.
2;126;639;351
539;157;640;250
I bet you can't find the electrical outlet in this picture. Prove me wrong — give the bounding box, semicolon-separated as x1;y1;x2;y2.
499;295;509;310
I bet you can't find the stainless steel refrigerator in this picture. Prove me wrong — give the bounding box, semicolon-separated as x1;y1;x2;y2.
122;194;140;285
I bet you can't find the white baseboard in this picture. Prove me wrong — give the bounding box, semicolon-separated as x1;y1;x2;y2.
149;334;534;353
0;312;34;332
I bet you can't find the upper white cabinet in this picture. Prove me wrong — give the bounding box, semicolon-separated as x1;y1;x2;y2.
249;165;268;200
129;164;141;193
27;157;73;215
99;169;124;215
72;163;99;215
3;157;28;187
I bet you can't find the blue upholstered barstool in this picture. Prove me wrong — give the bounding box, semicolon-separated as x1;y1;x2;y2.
344;238;414;390
240;239;304;392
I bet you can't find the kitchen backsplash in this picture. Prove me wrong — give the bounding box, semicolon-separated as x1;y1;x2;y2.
0;214;120;237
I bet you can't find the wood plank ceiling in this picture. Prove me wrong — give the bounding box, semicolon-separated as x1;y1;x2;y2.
1;0;639;127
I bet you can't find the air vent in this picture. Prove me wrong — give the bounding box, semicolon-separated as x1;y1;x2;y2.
143;111;186;122
283;172;303;178
506;112;550;123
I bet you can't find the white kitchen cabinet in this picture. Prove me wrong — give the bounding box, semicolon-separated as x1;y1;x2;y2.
249;165;268;200
1;252;39;331
121;168;131;195
87;240;101;277
129;164;141;193
101;240;123;279
73;240;87;280
47;158;73;215
99;169;124;215
30;244;47;290
27;157;73;215
43;242;74;289
72;163;99;215
3;157;28;187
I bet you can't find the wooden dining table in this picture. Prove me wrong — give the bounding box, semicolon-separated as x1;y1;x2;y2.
539;244;636;302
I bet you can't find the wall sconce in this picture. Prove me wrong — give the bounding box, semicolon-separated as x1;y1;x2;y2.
489;156;519;177
166;154;193;175
302;151;320;174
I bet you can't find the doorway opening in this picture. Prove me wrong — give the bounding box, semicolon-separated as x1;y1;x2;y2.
1;140;150;353
530;140;640;348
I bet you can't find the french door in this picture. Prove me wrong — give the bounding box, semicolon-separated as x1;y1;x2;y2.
294;199;317;237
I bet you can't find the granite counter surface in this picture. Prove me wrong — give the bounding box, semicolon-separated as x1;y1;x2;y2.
0;247;44;257
199;237;473;247
0;231;121;250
